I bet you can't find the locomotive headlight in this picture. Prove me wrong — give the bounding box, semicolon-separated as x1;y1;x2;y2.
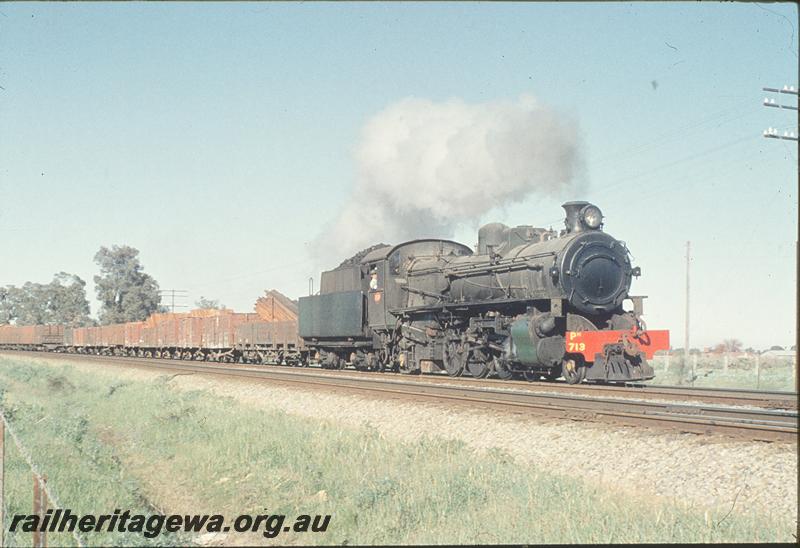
581;205;603;229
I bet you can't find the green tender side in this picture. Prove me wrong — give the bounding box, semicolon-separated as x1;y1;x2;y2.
510;318;538;364
299;290;364;338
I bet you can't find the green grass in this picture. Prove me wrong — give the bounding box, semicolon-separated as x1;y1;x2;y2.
0;355;796;545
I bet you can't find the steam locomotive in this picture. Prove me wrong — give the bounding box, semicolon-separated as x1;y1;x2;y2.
299;201;669;383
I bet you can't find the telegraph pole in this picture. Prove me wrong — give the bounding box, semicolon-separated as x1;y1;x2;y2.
682;241;690;384
762;85;798;141
762;85;799;391
158;289;188;313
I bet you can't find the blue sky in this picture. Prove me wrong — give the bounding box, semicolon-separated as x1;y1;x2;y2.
0;2;797;349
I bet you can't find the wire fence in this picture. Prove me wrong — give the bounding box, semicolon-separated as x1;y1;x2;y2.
651;352;797;389
0;409;84;547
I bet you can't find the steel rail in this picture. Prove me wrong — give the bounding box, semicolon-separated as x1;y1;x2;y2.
461;376;798;409
2;349;795;409
292;367;797;409
5;351;796;442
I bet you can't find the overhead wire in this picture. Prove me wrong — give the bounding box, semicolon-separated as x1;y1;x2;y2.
589;97;756;167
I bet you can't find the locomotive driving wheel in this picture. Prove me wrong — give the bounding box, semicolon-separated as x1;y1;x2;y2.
465;348;491;379
443;341;467;377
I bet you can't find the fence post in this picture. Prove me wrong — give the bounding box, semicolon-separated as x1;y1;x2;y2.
755;353;761;390
31;474;49;548
665;353;670;373
33;474;41;548
723;353;729;372
0;419;4;548
42;475;48;548
691;354;697;386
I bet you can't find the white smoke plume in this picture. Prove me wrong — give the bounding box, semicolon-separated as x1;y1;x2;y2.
316;94;585;264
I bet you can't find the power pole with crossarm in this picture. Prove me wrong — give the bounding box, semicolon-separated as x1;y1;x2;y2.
762;85;798;141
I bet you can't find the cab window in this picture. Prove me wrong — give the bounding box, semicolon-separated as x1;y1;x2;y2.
389;253;401;275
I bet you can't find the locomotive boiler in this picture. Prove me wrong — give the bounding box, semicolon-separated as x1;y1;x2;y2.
299;202;669;383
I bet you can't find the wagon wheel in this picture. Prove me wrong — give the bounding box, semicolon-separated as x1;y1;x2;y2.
365;352;378;372
352;352;371;371
376;349;390;372
324;352;342;370
383;347;400;372
443;341;467;377
465;348;491;379
562;358;586;385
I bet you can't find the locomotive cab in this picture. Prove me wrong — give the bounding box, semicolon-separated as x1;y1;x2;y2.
365;239;473;329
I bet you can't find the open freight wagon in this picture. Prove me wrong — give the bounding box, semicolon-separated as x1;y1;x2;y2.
57;290;303;363
0;325;64;350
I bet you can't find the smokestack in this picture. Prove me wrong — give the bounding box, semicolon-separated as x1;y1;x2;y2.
562;201;589;233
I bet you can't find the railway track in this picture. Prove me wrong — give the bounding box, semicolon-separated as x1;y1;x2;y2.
3;349;794;410
3;351;797;442
411;373;798;410
238;365;797;410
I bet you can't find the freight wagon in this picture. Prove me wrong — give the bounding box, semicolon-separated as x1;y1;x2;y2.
0;325;64;350
0;291;304;365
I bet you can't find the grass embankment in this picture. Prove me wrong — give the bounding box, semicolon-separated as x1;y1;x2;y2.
0;355;795;545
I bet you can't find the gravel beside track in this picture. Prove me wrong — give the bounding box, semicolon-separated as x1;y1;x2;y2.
5;352;797;521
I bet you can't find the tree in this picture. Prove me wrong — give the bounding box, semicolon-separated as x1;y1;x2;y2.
94;245;161;324
0;286;13;324
0;285;40;324
0;273;91;326
195;296;224;310
769;345;784;351
10;283;48;325
47;272;92;327
713;339;742;354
